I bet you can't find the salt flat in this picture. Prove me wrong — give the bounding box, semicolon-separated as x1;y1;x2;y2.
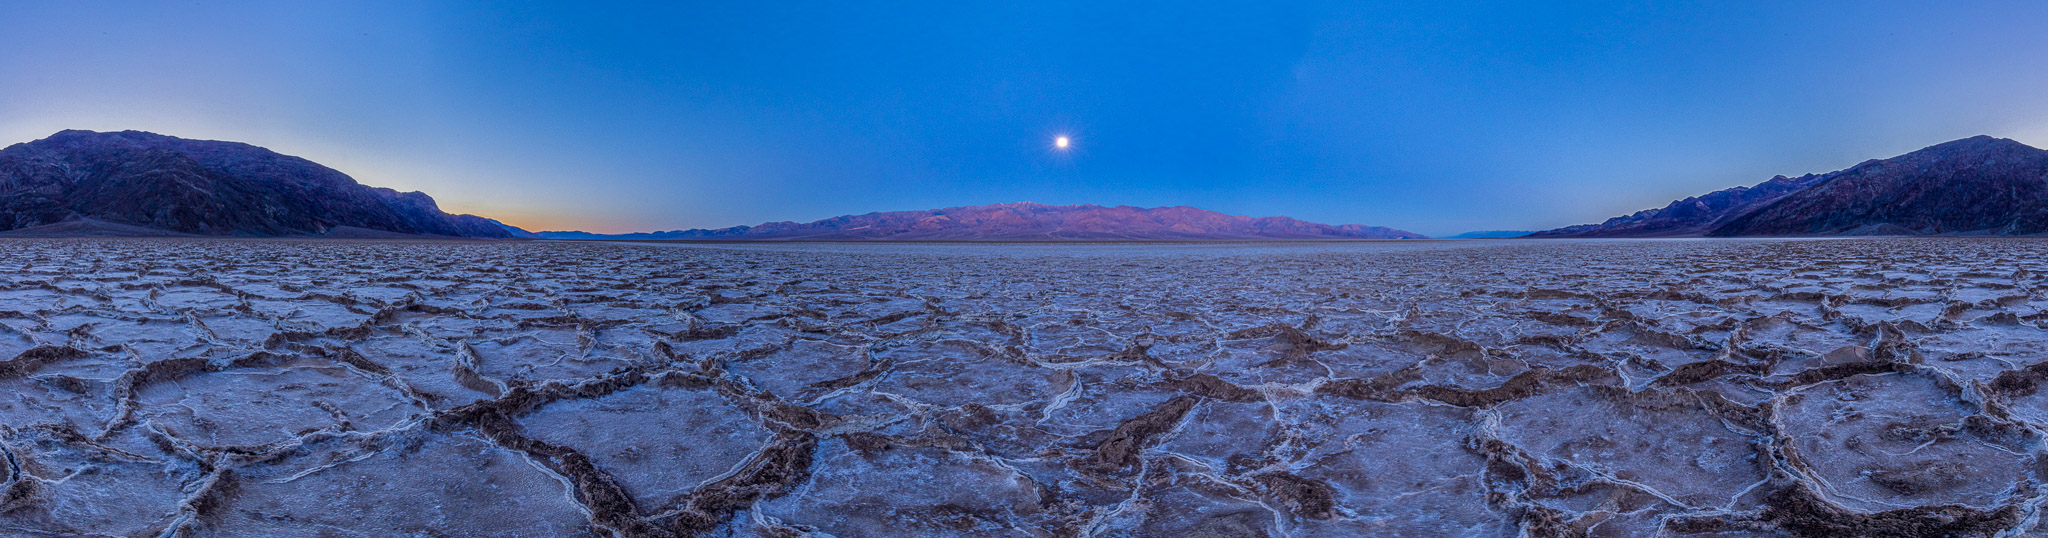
2;238;2046;537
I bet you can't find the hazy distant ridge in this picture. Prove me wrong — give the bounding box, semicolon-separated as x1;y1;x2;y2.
1438;230;1535;239
514;202;1424;241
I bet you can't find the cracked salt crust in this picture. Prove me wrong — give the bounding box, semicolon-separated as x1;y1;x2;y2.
1;238;2046;536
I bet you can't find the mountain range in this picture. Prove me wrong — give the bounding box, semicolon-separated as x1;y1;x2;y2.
1437;230;1536;239
7;130;2048;241
0;130;1420;241
509;202;1425;241
1531;135;2048;237
0;130;509;238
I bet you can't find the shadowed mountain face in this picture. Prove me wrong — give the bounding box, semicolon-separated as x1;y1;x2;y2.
1711;136;2048;236
1535;136;2048;237
1528;174;1830;237
0;130;510;238
526;202;1424;241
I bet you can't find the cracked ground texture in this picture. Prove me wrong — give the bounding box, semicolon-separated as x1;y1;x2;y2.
4;239;2048;537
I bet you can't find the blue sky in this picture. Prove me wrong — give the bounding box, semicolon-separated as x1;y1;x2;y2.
4;1;2047;236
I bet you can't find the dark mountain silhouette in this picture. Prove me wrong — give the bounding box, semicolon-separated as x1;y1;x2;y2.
514;202;1424;241
0;130;510;238
1528;173;1831;237
1710;136;2048;236
1532;136;2048;237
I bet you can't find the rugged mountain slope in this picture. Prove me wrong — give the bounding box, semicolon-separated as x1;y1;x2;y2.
0;130;510;238
1710;136;2048;236
1528;173;1830;237
1533;136;2048;238
527;202;1424;241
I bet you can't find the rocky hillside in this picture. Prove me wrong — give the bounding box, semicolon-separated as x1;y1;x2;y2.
0;130;510;238
1711;136;2048;236
527;202;1424;241
1533;135;2048;237
1528;173;1829;237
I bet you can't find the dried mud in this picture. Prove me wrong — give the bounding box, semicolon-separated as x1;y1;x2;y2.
3;238;2048;537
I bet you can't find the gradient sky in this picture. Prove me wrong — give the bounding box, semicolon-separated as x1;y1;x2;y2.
4;1;2048;236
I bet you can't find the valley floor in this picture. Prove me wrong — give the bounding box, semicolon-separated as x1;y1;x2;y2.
2;238;2045;536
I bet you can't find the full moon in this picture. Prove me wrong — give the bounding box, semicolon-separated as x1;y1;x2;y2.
1055;136;1071;149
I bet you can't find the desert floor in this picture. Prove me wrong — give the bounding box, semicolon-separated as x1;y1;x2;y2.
2;238;2044;537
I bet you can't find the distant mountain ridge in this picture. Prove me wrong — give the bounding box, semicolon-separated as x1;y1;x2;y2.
1439;230;1536;239
0;130;510;238
1532;136;2048;237
511;202;1424;241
